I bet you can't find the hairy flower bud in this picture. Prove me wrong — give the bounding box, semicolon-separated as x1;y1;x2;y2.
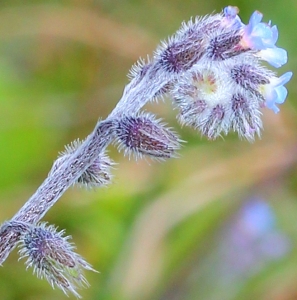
230;93;262;141
206;32;244;60
154;15;223;74
115;113;181;159
17;222;96;298
51;140;114;188
230;62;272;92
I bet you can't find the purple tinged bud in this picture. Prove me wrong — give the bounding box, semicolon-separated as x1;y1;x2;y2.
207;33;243;60
222;6;244;29
231;93;262;141
51;140;114;189
18;222;97;298
200;104;228;140
231;63;271;92
157;40;204;73
154;14;224;74
76;151;114;188
115;113;181;159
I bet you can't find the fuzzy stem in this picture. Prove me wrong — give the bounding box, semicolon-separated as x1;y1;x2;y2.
0;120;114;263
110;64;173;118
0;67;168;264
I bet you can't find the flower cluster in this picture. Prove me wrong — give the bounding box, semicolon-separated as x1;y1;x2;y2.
0;5;292;297
145;5;291;140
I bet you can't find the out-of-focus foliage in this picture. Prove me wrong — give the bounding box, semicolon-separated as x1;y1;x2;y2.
0;0;297;299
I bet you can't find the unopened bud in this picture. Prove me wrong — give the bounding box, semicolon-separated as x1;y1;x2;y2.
18;222;96;298
51;140;114;188
115;113;181;160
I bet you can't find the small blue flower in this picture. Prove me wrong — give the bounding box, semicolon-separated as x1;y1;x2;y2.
261;72;293;113
242;11;278;50
240;12;289;68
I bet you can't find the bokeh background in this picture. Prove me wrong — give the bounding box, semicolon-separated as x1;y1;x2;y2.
0;0;296;299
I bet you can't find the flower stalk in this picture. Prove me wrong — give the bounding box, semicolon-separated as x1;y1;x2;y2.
0;6;292;297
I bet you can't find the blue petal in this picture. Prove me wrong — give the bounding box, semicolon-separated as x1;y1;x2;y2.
259;48;288;67
270;105;280;113
249;11;263;30
278;71;293;86
265;72;292;113
265;89;279;112
275;85;288;104
255;24;277;48
271;25;278;44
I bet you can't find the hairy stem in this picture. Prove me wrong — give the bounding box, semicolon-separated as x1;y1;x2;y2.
0;120;114;263
0;62;170;263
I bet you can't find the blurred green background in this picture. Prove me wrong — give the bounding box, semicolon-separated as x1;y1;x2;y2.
0;0;297;299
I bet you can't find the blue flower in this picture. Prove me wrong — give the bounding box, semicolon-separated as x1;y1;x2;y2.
239;11;289;68
242;11;278;50
261;72;293;113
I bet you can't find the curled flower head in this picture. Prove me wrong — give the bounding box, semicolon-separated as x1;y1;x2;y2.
163;6;292;140
18;222;96;298
0;6;292;298
260;72;293;113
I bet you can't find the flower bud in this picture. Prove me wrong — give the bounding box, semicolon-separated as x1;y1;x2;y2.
230;63;271;93
230;93;262;141
18;222;96;298
115;113;181;159
206;32;243;60
51;139;114;188
154;15;223;74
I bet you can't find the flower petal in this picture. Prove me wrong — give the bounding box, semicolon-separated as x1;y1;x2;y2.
277;71;293;86
275;85;288;104
258;47;288;67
